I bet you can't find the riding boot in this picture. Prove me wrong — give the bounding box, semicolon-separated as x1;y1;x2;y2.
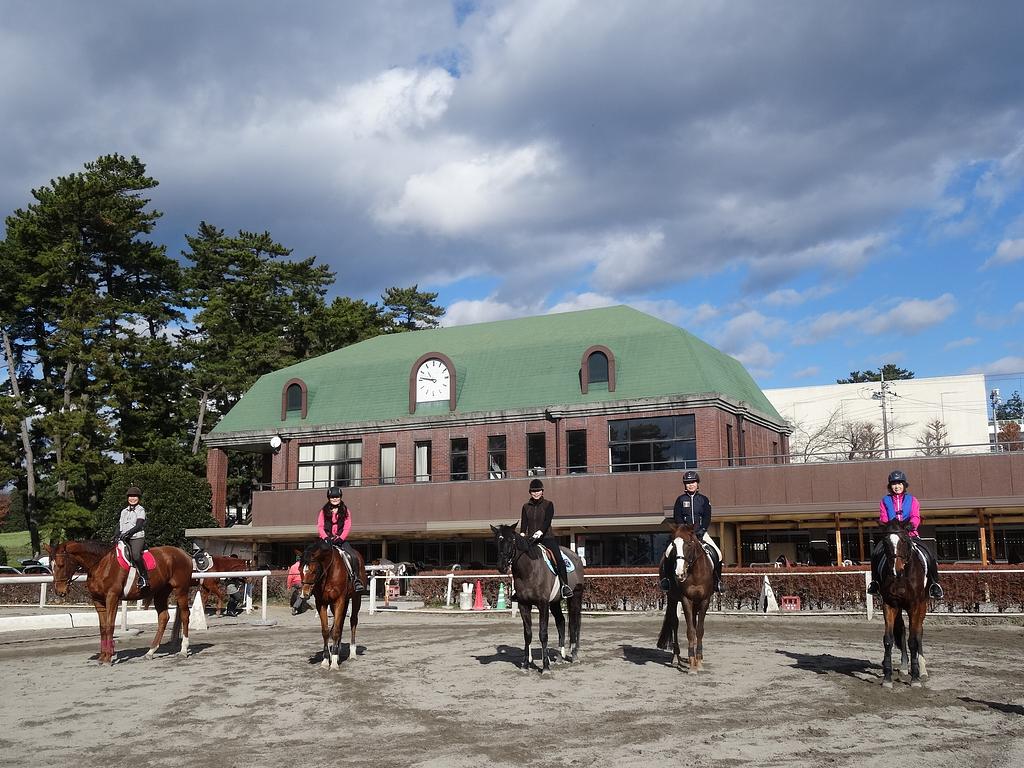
659;559;672;591
713;560;723;593
137;562;149;589
926;552;943;599
867;580;880;595
556;555;573;599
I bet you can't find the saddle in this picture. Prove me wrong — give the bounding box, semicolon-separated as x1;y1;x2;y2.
539;545;575;576
115;541;156;571
190;544;213;572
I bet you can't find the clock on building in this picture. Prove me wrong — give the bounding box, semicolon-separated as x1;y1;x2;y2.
415;358;451;403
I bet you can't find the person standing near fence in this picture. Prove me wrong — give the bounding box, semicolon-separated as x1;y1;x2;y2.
661;470;722;592
287;552;305;614
868;470;943;599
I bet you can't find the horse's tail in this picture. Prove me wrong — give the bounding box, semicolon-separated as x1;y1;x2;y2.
172;599;183;641
657;598;675;650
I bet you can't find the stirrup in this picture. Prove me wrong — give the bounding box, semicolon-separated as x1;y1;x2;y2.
867;581;879;595
714;580;722;594
560;584;574;599
928;583;943;599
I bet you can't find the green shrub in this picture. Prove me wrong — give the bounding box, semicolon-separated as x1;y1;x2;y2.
0;544;7;565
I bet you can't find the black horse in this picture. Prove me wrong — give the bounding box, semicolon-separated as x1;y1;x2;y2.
875;519;930;688
491;523;584;673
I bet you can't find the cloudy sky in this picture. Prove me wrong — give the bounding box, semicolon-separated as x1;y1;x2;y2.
3;1;1024;391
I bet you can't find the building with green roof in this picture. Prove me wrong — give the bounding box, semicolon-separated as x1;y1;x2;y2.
198;305;792;569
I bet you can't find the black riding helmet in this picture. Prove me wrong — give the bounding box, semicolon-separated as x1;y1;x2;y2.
529;478;544;491
327;486;343;500
887;470;908;488
682;470;700;484
126;485;142;498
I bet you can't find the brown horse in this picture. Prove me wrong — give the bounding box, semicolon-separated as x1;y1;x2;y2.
657;524;715;673
876;519;930;688
300;541;365;670
50;540;194;665
197;555;252;616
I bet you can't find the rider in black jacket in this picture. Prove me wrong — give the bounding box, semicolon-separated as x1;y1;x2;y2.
660;471;723;592
519;479;574;599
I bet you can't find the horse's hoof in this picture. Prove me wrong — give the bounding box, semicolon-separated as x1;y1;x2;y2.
882;680;893;689
910;680;922;689
321;659;330;669
687;666;698;675
656;641;668;651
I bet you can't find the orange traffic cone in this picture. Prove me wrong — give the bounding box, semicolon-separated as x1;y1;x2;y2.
472;579;485;610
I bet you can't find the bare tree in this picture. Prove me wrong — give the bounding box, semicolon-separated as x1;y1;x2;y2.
917;419;951;456
837;421;884;460
786;407;847;462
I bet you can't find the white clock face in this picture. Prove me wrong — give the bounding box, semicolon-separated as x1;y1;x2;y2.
415;359;450;402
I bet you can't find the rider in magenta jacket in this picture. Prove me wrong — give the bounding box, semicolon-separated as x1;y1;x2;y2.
868;470;943;599
315;486;364;593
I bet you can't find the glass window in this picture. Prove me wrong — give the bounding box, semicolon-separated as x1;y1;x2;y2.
488;435;506;479
527;432;546;475
380;444;396;485
609;415;696;473
415;441;432;482
286;383;303;413
298;440;363;488
567;429;588;474
588;351;609;384
450;438;469;481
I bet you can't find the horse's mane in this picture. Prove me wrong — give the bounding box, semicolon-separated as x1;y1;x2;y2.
301;541;332;567
69;539;115;556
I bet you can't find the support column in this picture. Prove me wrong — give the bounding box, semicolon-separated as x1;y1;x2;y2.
987;514;997;563
735;523;743;567
381;537;389;561
834;514;843;566
857;521;866;564
978;510;989;566
206;447;229;525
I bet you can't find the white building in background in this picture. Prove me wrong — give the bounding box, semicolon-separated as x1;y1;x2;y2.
764;374;990;461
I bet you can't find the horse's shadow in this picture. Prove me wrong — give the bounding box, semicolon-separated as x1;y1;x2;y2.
776;649;879;680
305;645;366;665
960;697;1024;716
621;644;671;666
473;644;564;668
100;642;213;663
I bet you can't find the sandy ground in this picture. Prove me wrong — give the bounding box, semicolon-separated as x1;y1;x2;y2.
1;606;1023;768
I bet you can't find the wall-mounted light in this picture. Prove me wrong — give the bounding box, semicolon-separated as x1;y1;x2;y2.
269;435;283;454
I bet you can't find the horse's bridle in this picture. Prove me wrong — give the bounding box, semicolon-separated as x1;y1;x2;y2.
498;533;533;575
301;551;331;595
51;550;78;589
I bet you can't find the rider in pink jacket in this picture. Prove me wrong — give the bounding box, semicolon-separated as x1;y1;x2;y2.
867;470;942;599
316;486;363;593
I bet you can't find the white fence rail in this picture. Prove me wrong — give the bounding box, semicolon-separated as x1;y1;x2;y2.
0;570;273;630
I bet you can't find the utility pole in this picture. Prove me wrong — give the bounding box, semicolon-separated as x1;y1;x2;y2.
991;388;1001;453
872;369;891;459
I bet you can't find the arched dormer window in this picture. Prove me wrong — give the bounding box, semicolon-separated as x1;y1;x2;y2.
580;345;616;394
281;378;308;420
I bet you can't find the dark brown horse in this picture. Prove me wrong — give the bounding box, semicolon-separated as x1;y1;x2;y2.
300;541;365;670
876;519;930;688
197;555;252;616
657;524;714;673
491;523;585;674
50;540;194;665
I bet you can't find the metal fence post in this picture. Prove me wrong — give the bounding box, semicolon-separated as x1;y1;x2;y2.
865;571;873;621
369;576;378;614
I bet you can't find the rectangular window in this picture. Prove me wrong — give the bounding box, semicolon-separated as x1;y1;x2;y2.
771;441;779;465
726;424;734;467
609;415;696;473
380;444;396;485
450;438;469;481
414;441;432;482
567;429;588;474
297;441;362;488
527;432;546;475
487;435;506;479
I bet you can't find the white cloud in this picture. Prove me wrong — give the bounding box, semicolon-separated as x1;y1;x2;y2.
965;356;1024;375
762;285;835;307
375;143;561;235
801;294;956;343
588;229;667;293
442;297;543;326
983;238;1024;269
335;67;456;139
793;366;821;379
731;342;784;377
944;336;979;350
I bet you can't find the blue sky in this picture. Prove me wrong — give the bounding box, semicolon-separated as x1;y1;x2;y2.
2;1;1024;390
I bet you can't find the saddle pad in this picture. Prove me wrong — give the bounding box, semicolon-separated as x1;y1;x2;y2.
542;548;575;575
116;541;156;570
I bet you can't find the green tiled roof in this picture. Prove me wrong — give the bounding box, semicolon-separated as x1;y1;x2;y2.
210;305;782;435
